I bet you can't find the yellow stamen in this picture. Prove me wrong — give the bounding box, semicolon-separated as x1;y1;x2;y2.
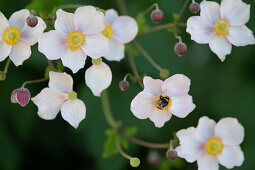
205;137;224;156
154;95;172;110
102;24;113;39
2;26;21;46
68;91;77;101
66;30;85;51
214;18;230;37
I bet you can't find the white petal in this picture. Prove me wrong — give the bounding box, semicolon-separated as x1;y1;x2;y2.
38;30;67;60
186;16;215;44
105;9;119;26
61;48;86;73
149;109;171;128
143;76;163;97
54;9;75;36
209;35;232;62
200;1;220;26
130;91;155;119
215;117;244;146
9;41;31;66
0;41;11;62
196;116;216;141
220;0;250;26
74;6;105;34
61;99;86;128
162;74;191;96
169;95;195;118
197;152;219;170
32;88;67;120
82;33;110;59
103;39;124;61
0;12;9;40
49;71;73;94
217;145;244;169
8;9;29;30
227;25;255;46
112;16;138;44
85;62;112;96
176;127;203;162
21;17;47;45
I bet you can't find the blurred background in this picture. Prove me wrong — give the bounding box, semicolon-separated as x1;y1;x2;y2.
0;0;254;169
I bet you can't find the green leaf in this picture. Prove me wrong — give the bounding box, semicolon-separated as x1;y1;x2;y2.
102;129;118;158
172;13;179;24
136;14;149;33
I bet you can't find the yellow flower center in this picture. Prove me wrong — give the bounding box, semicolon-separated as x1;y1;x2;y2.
68;91;77;101
66;30;85;51
214;18;230;37
102;24;113;39
154;95;172;110
205;137;224;156
2;26;21;46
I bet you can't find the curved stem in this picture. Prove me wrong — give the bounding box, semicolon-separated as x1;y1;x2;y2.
141;3;159;17
101;91;117;128
57;4;84;9
115;135;132;160
4;59;11;74
21;78;49;89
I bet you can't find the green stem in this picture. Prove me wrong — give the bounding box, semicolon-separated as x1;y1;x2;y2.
116;0;127;15
141;3;159;17
57;4;84;9
47;59;55;70
4;58;11;74
101;91;117;128
21;78;49;89
115;135;132;160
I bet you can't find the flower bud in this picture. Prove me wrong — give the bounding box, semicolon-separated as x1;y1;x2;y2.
160;69;169;79
130;157;140;167
11;88;31;107
151;9;164;23
0;71;6;81
147;151;160;166
26;16;38;27
189;2;200;14
119;80;129;91
174;42;187;57
166;149;177;160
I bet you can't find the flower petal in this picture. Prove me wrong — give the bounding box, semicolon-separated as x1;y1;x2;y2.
9;41;31;66
197;152;219;170
85;62;112;96
200;1;220;26
112;16;138;44
103;39;124;61
74;6;105;34
217;145;244;169
169;95;195;118
0;12;9;40
130;91;155;119
227;25;255;46
220;0;250;26
209;35;232;62
186;16;215;44
105;9;119;26
215;117;244;146
149;109;171;128
8;9;29;30
54;9;75;36
49;71;73;94
0;41;11;62
38;30;67;60
61;99;86;128
196;116;216;141
143;76;163;97
32;88;67;120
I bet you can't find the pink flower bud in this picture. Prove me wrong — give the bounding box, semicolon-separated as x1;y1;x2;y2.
174;42;187;57
11;88;31;107
26;16;38;27
119;80;129;91
189;2;200;14
166;149;177;160
151;9;164;23
147;151;160;165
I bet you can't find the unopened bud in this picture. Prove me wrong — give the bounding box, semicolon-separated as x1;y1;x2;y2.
174;42;187;57
0;71;6;81
130;157;140;167
11;88;31;107
160;69;169;79
119;80;129;91
151;9;164;23
147;151;160;166
166;149;177;160
189;2;200;14
26;16;38;27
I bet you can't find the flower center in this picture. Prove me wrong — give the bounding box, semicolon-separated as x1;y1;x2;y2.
68;91;77;101
2;26;21;46
92;58;102;65
66;30;85;51
205;137;224;156
154;95;172;110
214;18;230;37
102;24;113;39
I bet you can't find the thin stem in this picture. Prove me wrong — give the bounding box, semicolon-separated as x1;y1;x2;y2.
141;3;159;17
4;59;11;74
123;73;132;81
101;91;117;128
116;0;127;15
115;135;132;160
57;4;84;9
21;78;49;89
47;59;55;70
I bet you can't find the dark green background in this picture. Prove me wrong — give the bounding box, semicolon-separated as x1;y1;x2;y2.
0;0;254;169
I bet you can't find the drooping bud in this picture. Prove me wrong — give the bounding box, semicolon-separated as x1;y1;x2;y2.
11;88;31;107
147;151;160;166
26;16;38;27
119;80;129;91
151;9;164;23
0;71;6;81
166;149;177;160
130;157;140;167
159;69;169;79
174;42;187;57
189;2;200;14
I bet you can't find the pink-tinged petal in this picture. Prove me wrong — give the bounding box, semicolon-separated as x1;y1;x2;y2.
186;16;215;44
227;25;255;46
0;41;11;62
197;116;216;141
15;88;31;107
197;152;219;170
61;48;86;73
176;127;204;162
112;16;138;44
11;89;19;103
149;109;171;128
217;145;244;169
32;88;67;120
215;117;244;146
85;62;112;97
54;9;75;36
82;33;110;59
49;71;73;94
9;40;31;66
162;74;191;96
0;12;9;40
220;0;250;26
38;30;66;60
104;39;124;61
74;6;105;34
105;9;118;26
200;1;220;26
8;9;29;30
61;99;86;128
130;91;155;119
143;76;163;97
169;95;195;118
209;35;232;62
21;16;47;45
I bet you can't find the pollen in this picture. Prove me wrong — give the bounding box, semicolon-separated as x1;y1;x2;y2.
2;26;21;46
214;18;230;37
102;24;113;39
154;95;172;110
66;30;85;51
205;137;224;156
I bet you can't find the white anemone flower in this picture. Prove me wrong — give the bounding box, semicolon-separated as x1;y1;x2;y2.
187;0;255;61
101;9;138;61
130;75;196;128
0;9;46;66
32;71;86;128
38;6;110;73
176;116;245;170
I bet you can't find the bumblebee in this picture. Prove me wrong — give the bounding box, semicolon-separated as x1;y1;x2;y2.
156;95;170;110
